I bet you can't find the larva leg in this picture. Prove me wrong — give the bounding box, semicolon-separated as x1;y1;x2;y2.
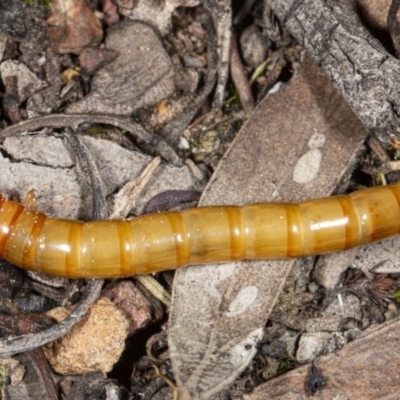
23;189;37;211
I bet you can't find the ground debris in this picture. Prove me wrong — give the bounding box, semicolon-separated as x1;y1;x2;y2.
47;0;103;55
44;297;129;375
66;20;175;115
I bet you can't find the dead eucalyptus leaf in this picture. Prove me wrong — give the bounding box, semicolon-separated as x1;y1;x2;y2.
168;55;366;399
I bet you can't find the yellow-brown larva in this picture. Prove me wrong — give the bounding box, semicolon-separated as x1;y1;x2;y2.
1;184;400;278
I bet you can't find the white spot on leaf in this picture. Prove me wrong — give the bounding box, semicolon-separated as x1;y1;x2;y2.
226;286;258;317
308;132;326;149
293;148;322;184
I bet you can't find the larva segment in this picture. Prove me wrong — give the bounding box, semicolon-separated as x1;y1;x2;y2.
116;221;136;277
300;197;348;256
183;207;239;265
34;219;80;277
128;212;181;275
80;221;130;278
350;185;400;243
335;195;361;250
1;183;400;279
0;202;32;266
242;203;291;259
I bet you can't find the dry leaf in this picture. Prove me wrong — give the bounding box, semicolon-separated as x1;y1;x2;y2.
168;55;366;399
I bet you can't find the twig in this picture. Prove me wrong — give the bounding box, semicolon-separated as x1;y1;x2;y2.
109;157;161;220
0;114;181;166
0;279;103;356
64;129;107;221
230;36;256;114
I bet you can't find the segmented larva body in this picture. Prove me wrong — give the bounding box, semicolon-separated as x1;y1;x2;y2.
0;184;400;278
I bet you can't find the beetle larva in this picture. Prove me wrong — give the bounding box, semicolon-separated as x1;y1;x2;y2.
0;184;400;278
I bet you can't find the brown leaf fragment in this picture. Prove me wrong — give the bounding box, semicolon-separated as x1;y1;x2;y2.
143;190;201;214
245;318;400;400
2;75;21;124
79;47;119;76
102;280;164;336
47;0;103;55
102;0;120;27
66;20;175;115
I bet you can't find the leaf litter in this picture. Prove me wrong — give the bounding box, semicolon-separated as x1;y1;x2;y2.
1;1;400;399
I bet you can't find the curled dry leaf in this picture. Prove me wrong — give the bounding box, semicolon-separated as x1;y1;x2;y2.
47;0;103;55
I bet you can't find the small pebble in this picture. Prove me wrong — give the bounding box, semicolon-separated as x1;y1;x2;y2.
44;297;129;375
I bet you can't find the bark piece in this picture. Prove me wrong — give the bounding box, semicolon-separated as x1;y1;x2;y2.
168;55;365;399
66;20;175;115
245;318;400;400
266;0;400;142
43;298;129;374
